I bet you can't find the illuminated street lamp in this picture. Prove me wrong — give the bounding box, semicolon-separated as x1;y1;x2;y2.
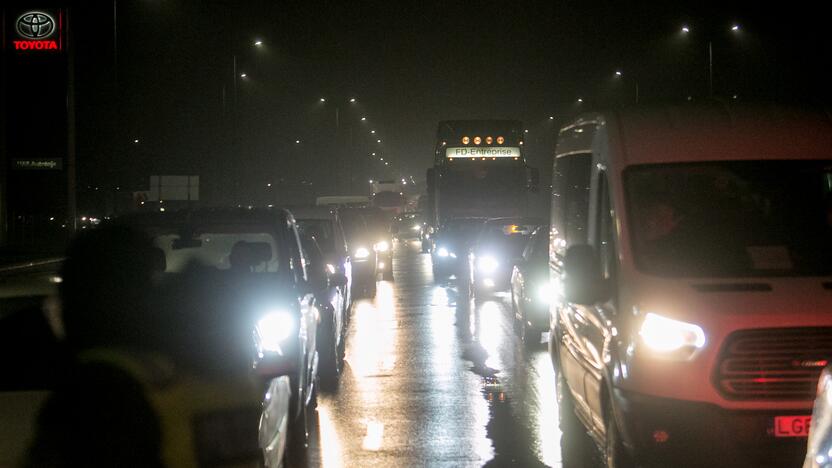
320;97;327;103
350;97;357;103
681;25;690;33
254;39;263;46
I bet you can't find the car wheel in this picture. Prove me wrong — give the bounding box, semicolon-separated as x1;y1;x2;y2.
285;392;309;466
557;369;595;465
318;313;341;390
365;281;377;298
604;406;636;468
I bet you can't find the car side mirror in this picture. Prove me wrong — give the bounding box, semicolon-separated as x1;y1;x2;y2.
329;273;348;288
563;245;608;305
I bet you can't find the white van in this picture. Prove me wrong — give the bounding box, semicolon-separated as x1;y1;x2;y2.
549;105;832;468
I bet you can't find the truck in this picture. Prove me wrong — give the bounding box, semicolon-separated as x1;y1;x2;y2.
424;120;539;244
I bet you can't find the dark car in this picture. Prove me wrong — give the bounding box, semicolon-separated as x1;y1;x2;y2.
116;208;320;463
430;217;486;282
291;206;351;387
391;212;423;241
339;208;378;298
509;226;550;347
360;207;394;281
466;217;544;300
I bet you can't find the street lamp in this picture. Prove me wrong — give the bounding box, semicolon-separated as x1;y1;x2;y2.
254;39;263;47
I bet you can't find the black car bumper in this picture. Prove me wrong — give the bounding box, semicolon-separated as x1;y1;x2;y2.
352;259;376;286
613;388;808;468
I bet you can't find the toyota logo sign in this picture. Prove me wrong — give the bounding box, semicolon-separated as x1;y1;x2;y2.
16;11;55;39
10;10;62;51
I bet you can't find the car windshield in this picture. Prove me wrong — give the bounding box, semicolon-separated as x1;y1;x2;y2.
625;160;832;277
296;219;335;252
443;219;485;238
477;222;539;256
151;225;281;273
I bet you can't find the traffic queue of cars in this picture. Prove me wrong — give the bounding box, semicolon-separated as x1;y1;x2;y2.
426;105;832;468
0;204;398;467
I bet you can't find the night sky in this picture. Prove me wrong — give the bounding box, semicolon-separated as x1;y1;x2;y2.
5;1;832;208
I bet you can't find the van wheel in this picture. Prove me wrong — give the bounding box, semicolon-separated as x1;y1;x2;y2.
557;371;594;466
604;409;636;468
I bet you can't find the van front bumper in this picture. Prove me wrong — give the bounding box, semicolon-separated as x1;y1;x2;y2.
613;388;809;468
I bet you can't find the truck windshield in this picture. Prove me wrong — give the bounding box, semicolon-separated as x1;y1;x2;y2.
625;160;832;277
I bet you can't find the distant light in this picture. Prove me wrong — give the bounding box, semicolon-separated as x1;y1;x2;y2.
369;179;374;184
687;96;693;101
524;129;529;133
240;73;247;78
372;152;376;156
615;70;623;77
254;40;263;46
160;207;166;212
385;162;389;166
267;183;272;187
380;158;384;161
371;130;376;134
732;94;739;100
377;139;382;143
50;276;63;284
133;139;139;143
681;25;690;33
577;97;583;103
350;97;357;103
49;217;55;221
549;116;554;120
731;24;740;31
361;117;367;121
295;140;301;144
320;97;326;102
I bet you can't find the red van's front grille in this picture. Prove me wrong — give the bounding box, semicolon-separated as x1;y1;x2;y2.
715;328;832;401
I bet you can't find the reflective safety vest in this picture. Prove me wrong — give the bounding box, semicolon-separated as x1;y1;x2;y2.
79;349;264;468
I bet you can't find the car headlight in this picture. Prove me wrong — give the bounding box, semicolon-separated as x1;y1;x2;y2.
256;310;295;353
355;247;370;259
437;247;450;258
537;282;553;304
639;312;705;357
412;224;421;231
374;240;390;252
477;255;499;274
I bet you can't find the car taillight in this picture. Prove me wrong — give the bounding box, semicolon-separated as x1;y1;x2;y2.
193;408;261;465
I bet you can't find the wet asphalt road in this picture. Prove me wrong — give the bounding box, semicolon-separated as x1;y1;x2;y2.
304;240;589;467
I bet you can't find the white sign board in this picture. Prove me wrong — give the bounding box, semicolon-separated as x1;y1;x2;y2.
446;147;521;159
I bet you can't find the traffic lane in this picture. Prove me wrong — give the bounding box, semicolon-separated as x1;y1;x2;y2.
305;240;586;467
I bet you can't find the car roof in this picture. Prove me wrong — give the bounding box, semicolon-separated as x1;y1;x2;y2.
484;217;544;226
286;206;335;221
557;104;832;166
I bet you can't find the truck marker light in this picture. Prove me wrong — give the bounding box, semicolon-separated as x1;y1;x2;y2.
652;430;670;443
497;136;505;144
462;136;470;144
486;136;493;144
474;136;482;145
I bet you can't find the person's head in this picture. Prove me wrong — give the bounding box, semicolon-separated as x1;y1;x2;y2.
59;225;158;350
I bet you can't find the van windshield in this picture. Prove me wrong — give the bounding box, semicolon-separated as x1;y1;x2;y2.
625;160;832;277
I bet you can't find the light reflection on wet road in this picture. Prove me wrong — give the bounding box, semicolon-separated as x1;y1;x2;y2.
305;240;567;467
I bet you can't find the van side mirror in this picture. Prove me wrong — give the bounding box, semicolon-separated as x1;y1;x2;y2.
563;245;608;305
